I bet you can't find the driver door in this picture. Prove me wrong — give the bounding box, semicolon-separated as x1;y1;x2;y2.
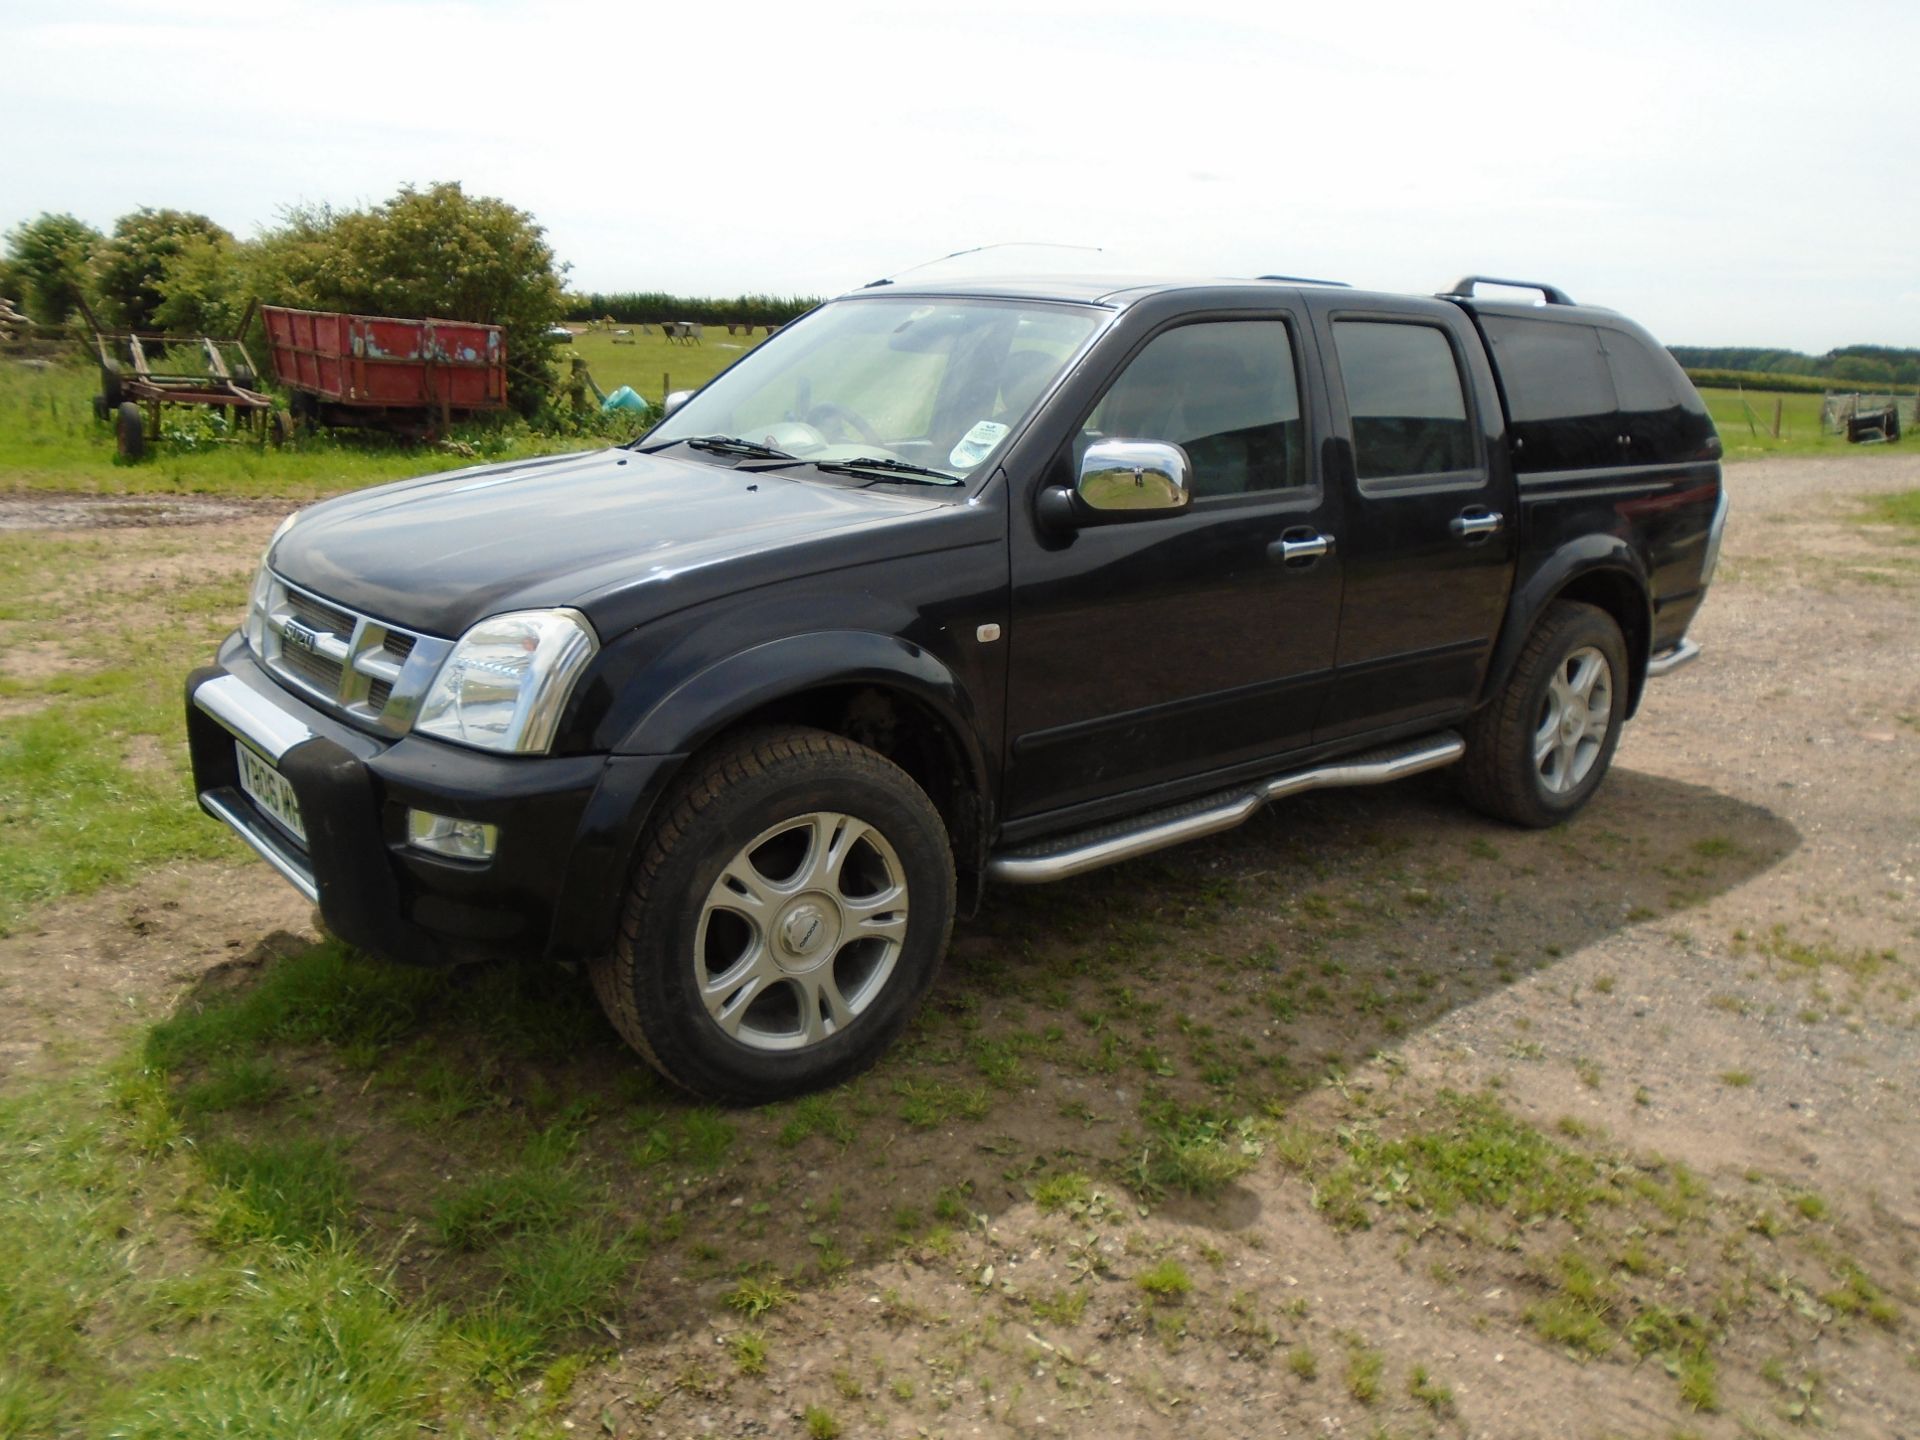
1002;314;1343;822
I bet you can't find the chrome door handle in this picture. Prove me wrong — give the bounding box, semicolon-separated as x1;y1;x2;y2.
1269;529;1334;566
1449;508;1503;542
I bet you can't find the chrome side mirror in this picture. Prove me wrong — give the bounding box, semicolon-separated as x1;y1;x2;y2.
662;389;695;418
1076;439;1192;515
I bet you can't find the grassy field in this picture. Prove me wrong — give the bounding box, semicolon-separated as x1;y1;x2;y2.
0;327;761;498
1698;386;1913;461
557;321;767;405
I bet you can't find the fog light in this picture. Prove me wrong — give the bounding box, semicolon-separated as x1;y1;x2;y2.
407;809;498;861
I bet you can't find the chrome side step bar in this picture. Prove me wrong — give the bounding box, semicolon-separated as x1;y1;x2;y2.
987;731;1466;885
1645;639;1700;678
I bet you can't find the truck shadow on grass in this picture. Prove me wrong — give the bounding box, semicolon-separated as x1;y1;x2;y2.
146;767;1796;1392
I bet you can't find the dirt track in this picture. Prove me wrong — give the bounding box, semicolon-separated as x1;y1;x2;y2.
2;453;1917;1437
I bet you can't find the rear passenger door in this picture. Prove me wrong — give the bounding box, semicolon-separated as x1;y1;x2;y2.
1308;297;1516;741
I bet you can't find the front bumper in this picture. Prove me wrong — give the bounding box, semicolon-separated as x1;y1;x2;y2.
187;633;682;967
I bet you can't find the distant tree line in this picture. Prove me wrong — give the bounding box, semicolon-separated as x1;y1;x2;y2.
563;292;822;327
1670;344;1920;387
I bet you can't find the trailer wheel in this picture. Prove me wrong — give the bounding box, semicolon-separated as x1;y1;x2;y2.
92;394;110;422
269;409;295;447
115;402;145;461
233;366;257;393
100;361;123;409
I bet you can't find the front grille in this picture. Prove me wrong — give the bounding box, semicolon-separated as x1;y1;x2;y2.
286;590;354;636
279;641;343;694
254;574;452;737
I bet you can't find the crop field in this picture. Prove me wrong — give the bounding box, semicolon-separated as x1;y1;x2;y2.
2;356;1919;1436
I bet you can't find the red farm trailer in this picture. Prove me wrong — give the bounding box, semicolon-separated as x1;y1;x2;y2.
261;305;507;437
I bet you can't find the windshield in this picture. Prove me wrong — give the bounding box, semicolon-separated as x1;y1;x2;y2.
642;297;1103;482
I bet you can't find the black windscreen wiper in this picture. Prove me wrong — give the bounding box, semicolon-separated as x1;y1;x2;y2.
813;456;962;487
681;435;799;460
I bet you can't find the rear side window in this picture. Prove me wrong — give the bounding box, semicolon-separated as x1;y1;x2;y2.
1478;317;1617;472
1599;328;1719;463
1330;321;1474;481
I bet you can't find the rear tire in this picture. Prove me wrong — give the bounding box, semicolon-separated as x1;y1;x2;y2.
589;726;955;1103
1459;600;1628;828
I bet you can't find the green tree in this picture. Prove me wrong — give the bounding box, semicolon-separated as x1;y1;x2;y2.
252;182;566;415
2;212;102;325
152;231;252;337
95;208;234;332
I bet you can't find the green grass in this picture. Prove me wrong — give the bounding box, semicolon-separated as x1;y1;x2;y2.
1697;386;1912;461
0;1070;443;1440
432;1143;593;1252
145;940;449;1071
1309;1091;1610;1230
1136;1260;1192;1298
0;529;265;929
1866;489;1920;532
559;323;759;407
201;1135;357;1246
1345;1345;1384;1403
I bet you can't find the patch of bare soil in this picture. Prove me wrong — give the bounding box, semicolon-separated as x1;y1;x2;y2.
0;639;92;684
0;493;289;531
7;455;1919;1438
0;861;314;1085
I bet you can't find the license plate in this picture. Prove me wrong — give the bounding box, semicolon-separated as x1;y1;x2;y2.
235;743;307;842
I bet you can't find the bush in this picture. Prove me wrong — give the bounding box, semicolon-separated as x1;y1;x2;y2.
2;212;101;325
95;208;234;332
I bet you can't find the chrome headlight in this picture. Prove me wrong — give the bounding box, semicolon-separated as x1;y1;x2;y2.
413;608;599;755
244;512;301;654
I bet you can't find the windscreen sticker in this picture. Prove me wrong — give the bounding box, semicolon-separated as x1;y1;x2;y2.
949;419;1010;470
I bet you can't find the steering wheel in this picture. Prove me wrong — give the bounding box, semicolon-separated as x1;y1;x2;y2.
804;401;887;449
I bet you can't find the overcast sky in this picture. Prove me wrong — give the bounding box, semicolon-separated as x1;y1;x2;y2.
3;0;1914;352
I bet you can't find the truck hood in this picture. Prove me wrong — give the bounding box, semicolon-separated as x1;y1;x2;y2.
272;447;962;638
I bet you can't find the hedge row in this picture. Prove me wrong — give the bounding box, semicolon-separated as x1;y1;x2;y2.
1683;368;1918;397
562;292;823;327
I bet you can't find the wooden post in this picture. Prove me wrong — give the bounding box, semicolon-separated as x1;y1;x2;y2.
663;371;670;408
1771;396;1783;439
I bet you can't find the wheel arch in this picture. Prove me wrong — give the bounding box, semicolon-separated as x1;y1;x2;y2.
1483;542;1653;718
616;631;995;879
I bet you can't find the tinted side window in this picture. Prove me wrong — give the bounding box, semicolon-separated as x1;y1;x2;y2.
1599;328;1718;463
1085;321;1304;498
1477;317;1617;472
1331;321;1473;481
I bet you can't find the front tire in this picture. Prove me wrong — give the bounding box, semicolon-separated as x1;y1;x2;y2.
1459;600;1628;828
589;726;955;1103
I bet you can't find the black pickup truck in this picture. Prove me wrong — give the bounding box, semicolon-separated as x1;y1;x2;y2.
186;273;1726;1101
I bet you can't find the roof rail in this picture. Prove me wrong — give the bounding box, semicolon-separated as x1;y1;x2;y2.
1443;275;1575;306
1256;274;1350;287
